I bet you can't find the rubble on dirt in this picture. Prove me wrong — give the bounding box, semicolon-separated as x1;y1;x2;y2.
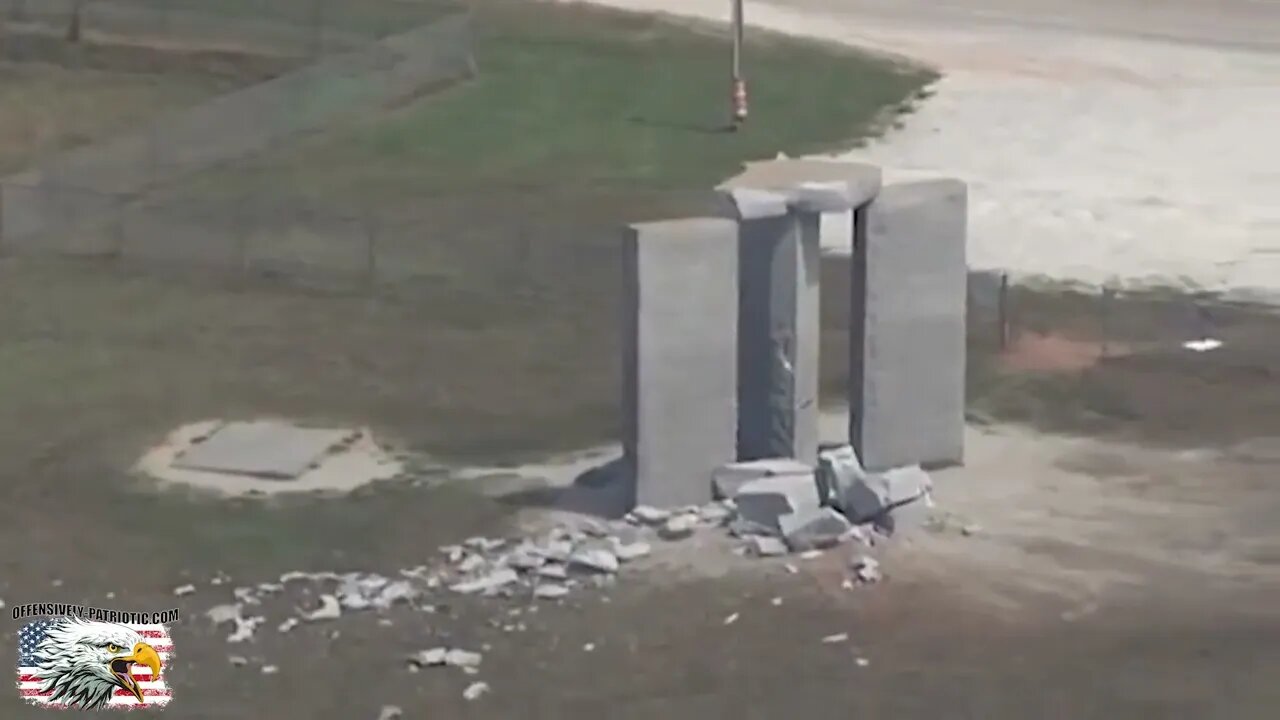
463;681;490;700
821;633;849;644
186;445;926;678
779;507;854;551
377;705;403;720
173;584;196;596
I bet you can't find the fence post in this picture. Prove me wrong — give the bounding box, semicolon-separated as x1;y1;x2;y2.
363;210;377;292
998;272;1011;351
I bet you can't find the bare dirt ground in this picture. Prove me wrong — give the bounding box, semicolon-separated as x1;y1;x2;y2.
2;253;1279;717
585;0;1280;302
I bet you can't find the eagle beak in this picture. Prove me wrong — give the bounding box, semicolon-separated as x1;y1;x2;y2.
111;643;161;703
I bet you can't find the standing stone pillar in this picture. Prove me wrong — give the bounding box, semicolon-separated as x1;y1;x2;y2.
719;161;882;466
723;189;821;464
622;218;739;509
850;179;968;471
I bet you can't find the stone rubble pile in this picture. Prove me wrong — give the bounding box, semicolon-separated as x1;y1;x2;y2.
715;443;935;555
191;444;931;709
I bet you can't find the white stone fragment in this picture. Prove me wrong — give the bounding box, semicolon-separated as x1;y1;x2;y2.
659;513;699;540
822;633;849;644
378;706;404;720
450;568;519;595
301;595;342;621
445;649;483;668
533;584;570;600
173;584;196;597
631;505;671;525
749;536;788;557
723;612;739;625
569;548;619;573
463;682;490;701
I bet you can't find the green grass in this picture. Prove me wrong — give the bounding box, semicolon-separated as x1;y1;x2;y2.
0;0;934;593
170;0;935;208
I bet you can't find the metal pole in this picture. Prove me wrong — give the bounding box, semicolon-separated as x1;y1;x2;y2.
730;0;747;128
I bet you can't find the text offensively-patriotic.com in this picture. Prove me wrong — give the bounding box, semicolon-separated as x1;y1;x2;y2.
10;604;179;625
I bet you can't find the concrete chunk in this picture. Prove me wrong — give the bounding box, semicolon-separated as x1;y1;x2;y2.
779;507;854;551
838;465;932;522
816;445;865;507
712;458;812;499
734;472;821;531
748;535;789;557
876;492;936;536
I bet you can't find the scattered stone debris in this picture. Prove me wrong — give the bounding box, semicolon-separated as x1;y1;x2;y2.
798;549;824;560
770;597;783;606
610;539;652;562
855;657;870;667
533;584;570;600
735;473;821;531
749;536;788;557
228;655;248;667
463;681;490;701
723;612;740;625
630;505;671;525
712;458;812;500
784;563;799;574
227;615;265;644
301;595;342;622
821;633;849;644
277;618;300;633
377;705;403;720
852;555;881;584
450;568;519;595
781;507;853;551
582;643;595;652
407;648;448;668
658;513;699;540
445;649;483;669
261;665;279;675
569;548;619;574
173;584;196;597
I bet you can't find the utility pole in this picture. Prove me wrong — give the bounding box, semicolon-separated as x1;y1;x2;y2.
730;0;747;128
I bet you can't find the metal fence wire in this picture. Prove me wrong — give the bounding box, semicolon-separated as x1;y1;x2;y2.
0;0;475;292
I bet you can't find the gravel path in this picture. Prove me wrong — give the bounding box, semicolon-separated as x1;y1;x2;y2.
588;0;1280;302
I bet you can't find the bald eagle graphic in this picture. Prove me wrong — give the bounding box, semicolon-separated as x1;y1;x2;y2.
28;618;163;710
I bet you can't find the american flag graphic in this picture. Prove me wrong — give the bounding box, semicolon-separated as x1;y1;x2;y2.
17;619;173;708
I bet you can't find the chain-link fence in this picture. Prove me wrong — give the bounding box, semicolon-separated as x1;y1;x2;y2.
0;1;476;289
1;0;455;60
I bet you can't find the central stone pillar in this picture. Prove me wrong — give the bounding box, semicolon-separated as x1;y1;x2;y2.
724;189;821;464
719;160;882;466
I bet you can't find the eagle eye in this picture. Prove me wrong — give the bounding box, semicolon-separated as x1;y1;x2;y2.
106;644;120;653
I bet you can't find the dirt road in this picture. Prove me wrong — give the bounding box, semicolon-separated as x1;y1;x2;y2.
588;0;1280;302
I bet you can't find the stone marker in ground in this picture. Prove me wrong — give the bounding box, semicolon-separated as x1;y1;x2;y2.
850;179;967;471
734;472;821;531
837;465;933;523
876;492;936;536
622;218;739;509
778;506;854;551
712;458;813;500
749;535;789;557
816;445;865;508
171;420;358;479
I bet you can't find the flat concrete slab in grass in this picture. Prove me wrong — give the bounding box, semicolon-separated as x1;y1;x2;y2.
172;420;358;479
